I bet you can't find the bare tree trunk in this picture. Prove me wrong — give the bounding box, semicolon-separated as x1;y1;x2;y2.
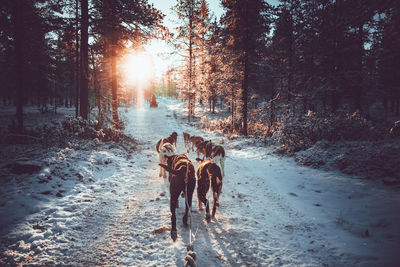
111;42;119;123
242;7;249;136
231;86;234;130
79;0;89;120
188;1;195;122
331;0;343;113
14;3;24;130
75;0;80;118
383;96;388;122
242;57;249;136
13;1;24;131
354;24;363;111
90;49;103;124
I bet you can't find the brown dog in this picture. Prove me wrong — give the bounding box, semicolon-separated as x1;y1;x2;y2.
156;132;178;153
170;132;178;148
189;136;204;152
196;160;223;221
183;132;191;152
159;154;196;241
195;140;212;159
211;145;225;177
158;142;175;178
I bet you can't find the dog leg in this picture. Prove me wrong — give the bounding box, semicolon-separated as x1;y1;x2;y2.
211;191;221;218
183;179;195;227
197;190;210;222
211;192;218;218
221;157;225;178
159;153;164;177
159;155;168;179
198;197;203;210
204;198;211;222
183;189;189;227
170;194;179;241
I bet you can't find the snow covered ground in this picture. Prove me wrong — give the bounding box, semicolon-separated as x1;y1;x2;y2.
1;98;399;266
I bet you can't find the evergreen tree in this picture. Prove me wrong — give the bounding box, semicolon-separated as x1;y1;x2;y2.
378;3;400;116
271;4;295;103
1;0;53;130
221;0;272;135
174;0;203;121
92;0;163;123
80;0;89;119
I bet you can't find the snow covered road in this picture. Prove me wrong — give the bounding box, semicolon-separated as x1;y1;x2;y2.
1;98;399;266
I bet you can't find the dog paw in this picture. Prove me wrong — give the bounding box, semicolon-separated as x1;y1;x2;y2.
183;215;188;227
205;213;211;223
171;230;177;241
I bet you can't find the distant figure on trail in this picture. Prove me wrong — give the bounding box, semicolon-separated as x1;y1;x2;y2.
150;93;158;108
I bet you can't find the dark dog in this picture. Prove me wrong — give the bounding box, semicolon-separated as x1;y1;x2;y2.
196;160;223;221
205;140;213;159
189;136;204;152
183;132;191;152
170;131;178;148
159;154;196;241
211;145;225;177
156;132;178;153
195;140;212;159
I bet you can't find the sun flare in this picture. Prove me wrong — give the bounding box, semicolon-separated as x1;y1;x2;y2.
121;52;154;86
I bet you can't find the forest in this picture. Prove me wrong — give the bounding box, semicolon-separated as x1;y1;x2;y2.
1;0;399;136
1;0;400;266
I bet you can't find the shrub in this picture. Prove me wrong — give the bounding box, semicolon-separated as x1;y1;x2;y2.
273;110;386;152
62;116;135;144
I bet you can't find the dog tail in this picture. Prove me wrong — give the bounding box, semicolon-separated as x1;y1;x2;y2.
159;164;180;175
184;161;190;184
156;139;161;153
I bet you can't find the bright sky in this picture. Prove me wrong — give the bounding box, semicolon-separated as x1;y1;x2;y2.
143;0;225;80
149;0;224;28
125;0;279;84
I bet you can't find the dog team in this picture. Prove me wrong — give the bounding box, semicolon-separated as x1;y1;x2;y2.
156;132;226;241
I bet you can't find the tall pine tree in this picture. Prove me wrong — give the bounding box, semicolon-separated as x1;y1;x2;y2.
221;0;271;135
92;0;163;123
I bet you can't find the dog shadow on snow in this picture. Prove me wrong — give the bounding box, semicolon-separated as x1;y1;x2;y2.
170;204;239;266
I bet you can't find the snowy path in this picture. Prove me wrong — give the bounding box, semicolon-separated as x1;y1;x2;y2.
73;99;399;266
1;98;399;266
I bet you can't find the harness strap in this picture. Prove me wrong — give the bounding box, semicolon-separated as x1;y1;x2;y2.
185;182;192;247
206;169;212;205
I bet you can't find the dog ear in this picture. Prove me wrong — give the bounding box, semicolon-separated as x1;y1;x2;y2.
159;164;180;175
